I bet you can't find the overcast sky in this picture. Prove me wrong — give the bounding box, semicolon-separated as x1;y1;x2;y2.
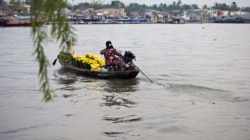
72;0;250;8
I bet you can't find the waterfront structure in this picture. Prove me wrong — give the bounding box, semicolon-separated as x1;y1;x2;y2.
95;8;126;19
1;2;250;25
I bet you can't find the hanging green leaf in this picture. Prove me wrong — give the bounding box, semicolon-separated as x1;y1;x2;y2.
31;0;77;102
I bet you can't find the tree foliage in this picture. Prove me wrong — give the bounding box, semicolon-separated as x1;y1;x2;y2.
212;2;240;11
111;0;125;8
243;7;250;12
230;1;240;11
65;0;246;16
90;0;104;9
124;2;201;13
0;0;6;5
31;0;76;102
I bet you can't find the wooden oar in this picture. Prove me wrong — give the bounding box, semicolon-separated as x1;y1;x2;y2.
52;58;57;66
132;64;153;83
138;68;153;83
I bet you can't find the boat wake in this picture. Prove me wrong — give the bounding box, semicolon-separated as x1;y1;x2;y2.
140;74;249;102
153;80;248;102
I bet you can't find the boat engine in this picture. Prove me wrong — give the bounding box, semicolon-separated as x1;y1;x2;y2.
124;51;136;63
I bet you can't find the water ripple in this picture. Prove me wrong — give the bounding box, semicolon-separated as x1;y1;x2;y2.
103;115;142;123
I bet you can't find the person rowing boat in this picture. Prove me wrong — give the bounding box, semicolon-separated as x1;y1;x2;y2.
65;40;75;56
100;41;129;71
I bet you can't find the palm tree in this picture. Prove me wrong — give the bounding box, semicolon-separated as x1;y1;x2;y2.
203;5;207;9
231;1;239;11
177;0;182;9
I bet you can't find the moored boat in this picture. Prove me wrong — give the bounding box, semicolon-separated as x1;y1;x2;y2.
0;15;45;27
57;52;140;79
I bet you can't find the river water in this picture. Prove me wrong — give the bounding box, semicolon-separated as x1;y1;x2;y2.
0;24;250;140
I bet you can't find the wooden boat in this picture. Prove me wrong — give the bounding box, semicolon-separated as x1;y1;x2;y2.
0;16;45;27
57;52;140;79
0;16;30;27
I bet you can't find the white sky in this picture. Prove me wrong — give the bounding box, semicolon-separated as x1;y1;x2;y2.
72;0;250;8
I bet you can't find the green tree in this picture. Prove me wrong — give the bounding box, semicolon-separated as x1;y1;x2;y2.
230;1;239;11
10;0;19;5
0;0;7;5
203;5;207;9
181;4;191;10
158;3;168;11
191;4;199;9
177;0;182;9
90;0;104;9
172;1;176;10
31;0;76;102
243;6;250;12
125;3;145;16
212;3;230;10
151;4;157;10
111;0;125;8
24;0;32;5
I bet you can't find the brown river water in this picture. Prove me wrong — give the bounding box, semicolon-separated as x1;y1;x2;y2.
0;24;250;140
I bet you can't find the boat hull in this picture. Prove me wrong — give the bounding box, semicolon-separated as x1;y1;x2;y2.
59;61;140;79
0;16;46;27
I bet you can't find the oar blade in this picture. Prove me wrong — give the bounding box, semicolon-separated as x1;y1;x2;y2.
52;58;57;66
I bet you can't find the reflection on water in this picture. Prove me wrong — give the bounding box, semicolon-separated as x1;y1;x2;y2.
102;114;142;138
103;131;126;138
54;67;140;107
100;79;139;108
102;79;140;93
53;67;78;85
54;67;142;138
55;67;140;93
103;115;142;124
101;94;136;108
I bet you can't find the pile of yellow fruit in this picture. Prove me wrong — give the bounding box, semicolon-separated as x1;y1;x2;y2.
72;53;106;71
